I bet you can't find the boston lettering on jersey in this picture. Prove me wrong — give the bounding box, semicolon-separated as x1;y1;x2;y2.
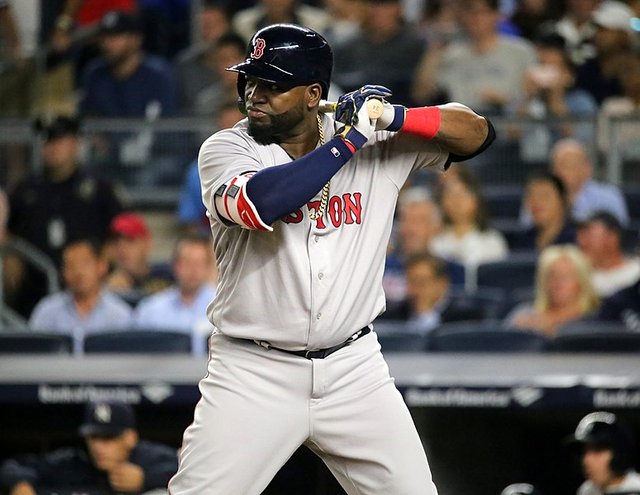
282;192;363;229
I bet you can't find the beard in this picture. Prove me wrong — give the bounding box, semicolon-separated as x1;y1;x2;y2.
248;105;305;145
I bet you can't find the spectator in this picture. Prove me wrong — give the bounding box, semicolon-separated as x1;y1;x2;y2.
416;0;464;51
333;0;425;106
597;276;640;331
133;233;217;356
0;400;178;494
514;171;576;251
177;102;245;234
7;115;123;318
513;32;597;163
574;1;635;105
430;166;509;268
320;0;365;47
567;411;640;495
505;244;599;337
509;0;562;41
80;10;177;117
551;139;628;225
175;3;235;114
29;238;133;355
0;186;7;243
231;0;331;43
412;0;537;114
543;0;599;66
577;211;640;297
384;251;488;329
105;212;174;305
178;31;247;116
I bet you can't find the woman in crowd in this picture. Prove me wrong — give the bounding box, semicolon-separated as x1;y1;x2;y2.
505;244;599;337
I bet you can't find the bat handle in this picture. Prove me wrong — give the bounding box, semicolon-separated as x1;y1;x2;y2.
319;99;385;120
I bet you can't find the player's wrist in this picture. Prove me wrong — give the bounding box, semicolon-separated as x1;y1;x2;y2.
401;106;441;140
377;104;406;131
336;127;367;153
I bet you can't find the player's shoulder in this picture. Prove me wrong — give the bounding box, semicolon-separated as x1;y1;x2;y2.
201;119;250;148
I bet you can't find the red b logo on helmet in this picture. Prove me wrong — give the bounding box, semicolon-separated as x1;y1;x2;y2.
251;38;266;59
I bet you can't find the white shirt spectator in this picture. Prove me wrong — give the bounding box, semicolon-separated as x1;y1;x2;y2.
592;257;640;297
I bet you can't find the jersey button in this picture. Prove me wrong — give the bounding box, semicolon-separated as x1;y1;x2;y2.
318;273;324;280
316;312;322;320
313;236;319;243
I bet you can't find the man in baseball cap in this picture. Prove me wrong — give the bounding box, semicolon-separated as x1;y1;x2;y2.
0;400;178;492
106;212;173;302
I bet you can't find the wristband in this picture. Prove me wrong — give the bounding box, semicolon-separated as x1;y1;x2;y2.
402;106;441;140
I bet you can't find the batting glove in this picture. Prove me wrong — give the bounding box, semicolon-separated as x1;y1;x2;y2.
375;101;406;132
334;85;392;126
336;97;378;150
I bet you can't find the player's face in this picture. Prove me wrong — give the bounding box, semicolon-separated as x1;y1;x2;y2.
582;447;616;488
244;76;309;144
85;430;137;472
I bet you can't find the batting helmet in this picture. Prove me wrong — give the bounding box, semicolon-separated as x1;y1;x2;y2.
226;24;333;107
500;483;543;495
568;411;635;475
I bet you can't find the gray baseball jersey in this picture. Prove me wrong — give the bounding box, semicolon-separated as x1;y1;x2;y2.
200;113;447;349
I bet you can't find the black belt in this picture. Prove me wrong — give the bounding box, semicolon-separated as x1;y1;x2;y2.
252;327;371;359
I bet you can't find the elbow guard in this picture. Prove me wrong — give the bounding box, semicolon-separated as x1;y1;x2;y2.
214;173;273;231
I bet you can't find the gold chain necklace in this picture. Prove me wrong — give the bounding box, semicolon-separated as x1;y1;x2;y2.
308;114;329;221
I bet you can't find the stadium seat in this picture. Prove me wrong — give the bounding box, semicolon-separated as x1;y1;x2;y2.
448;287;508;321
83;330;192;354
430;321;549;352
372;321;430;353
484;184;523;220
623;186;640;221
473;252;538;292
0;332;73;354
553;320;640;352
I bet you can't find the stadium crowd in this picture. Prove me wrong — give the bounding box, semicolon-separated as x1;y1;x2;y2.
0;1;640;493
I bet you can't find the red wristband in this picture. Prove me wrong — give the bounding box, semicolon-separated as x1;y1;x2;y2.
402;106;441;140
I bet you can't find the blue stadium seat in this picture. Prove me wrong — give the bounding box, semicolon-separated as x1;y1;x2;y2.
623;186;640;221
430;321;549;352
372;321;430;353
0;332;73;354
83;330;192;354
484;184;524;221
553;320;640;352
474;252;538;292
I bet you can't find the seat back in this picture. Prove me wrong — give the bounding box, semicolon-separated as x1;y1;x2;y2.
474;253;538;292
84;330;192;354
372;321;430;353
0;332;73;354
553;320;640;352
430;321;549;352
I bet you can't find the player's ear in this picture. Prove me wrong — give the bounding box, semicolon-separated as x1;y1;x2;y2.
306;84;322;109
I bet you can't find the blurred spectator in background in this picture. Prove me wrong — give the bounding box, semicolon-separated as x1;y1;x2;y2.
416;0;463;50
177;101;244;234
505;244;599;337
177;31;246;116
320;0;365;46
412;0;536;113
133;233;217;356
567;411;640;495
105;212;173;305
29;238;132;355
383;251;488;329
80;10;176;117
175;2;235;114
509;0;562;41
574;0;635;105
137;0;191;60
550;139;628;225
430;166;509;268
0;400;178;494
6;115;123;318
333;0;425;106
597;274;640;331
544;0;599;66
383;187;446;307
232;0;330;43
0;187;7;244
598;53;640;164
513;32;597;163
515;171;576;251
577;211;640;297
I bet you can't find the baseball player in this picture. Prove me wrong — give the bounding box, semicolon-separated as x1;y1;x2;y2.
568;412;640;495
169;23;495;494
